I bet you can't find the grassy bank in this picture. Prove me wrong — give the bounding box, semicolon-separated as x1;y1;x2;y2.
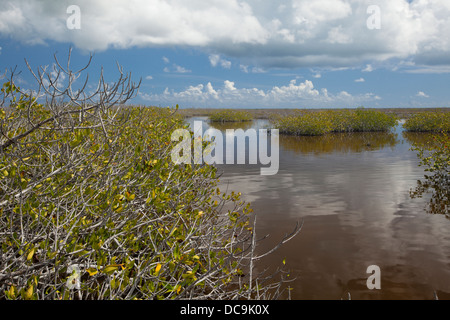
209;109;253;122
179;107;450;120
271;108;398;136
403;112;450;132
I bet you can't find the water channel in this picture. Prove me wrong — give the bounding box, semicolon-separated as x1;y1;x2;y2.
186;117;450;300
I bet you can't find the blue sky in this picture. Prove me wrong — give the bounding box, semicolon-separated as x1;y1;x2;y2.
1;0;450;109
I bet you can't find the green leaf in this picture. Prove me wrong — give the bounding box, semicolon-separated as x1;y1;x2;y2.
103;265;119;274
102;264;124;275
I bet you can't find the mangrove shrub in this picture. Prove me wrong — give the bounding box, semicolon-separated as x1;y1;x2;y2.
410;132;450;215
272;109;398;136
0;52;298;300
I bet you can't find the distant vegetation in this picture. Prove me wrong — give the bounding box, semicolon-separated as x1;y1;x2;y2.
179;107;450;121
403;112;450;132
209;109;253;122
271;108;398;136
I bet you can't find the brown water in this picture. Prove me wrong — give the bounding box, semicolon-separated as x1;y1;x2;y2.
188;117;450;300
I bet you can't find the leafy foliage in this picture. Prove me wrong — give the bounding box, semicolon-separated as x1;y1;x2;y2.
403;112;450;132
271;108;398;136
410;132;450;215
0;55;298;300
209;109;253;123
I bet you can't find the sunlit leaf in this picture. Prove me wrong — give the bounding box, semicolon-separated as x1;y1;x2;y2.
87;268;98;276
155;263;162;275
26;248;35;261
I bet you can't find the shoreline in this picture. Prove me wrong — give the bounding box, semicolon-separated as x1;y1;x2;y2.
177;107;450;120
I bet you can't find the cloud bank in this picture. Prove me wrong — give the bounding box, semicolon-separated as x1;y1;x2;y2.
140;79;381;108
1;0;450;69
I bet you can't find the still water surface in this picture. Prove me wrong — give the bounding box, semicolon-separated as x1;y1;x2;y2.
186;117;450;300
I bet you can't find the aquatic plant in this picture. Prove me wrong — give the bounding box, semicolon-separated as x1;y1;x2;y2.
209;109;253;122
410;132;450;215
403;112;450;132
272;108;398;136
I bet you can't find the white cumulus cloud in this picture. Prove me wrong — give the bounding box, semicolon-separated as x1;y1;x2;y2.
362;64;374;72
208;54;231;69
416;91;430;98
140;79;381;108
163;63;191;73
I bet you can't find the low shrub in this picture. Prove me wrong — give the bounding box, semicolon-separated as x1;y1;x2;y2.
272;109;398;136
209;109;253;122
0;54;297;300
410;132;450;215
403;112;450;132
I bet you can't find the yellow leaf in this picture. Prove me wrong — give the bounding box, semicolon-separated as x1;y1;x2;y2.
155;263;162;275
125;192;135;201
27;248;35;261
7;286;16;299
24;285;34;300
87;268;98;276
